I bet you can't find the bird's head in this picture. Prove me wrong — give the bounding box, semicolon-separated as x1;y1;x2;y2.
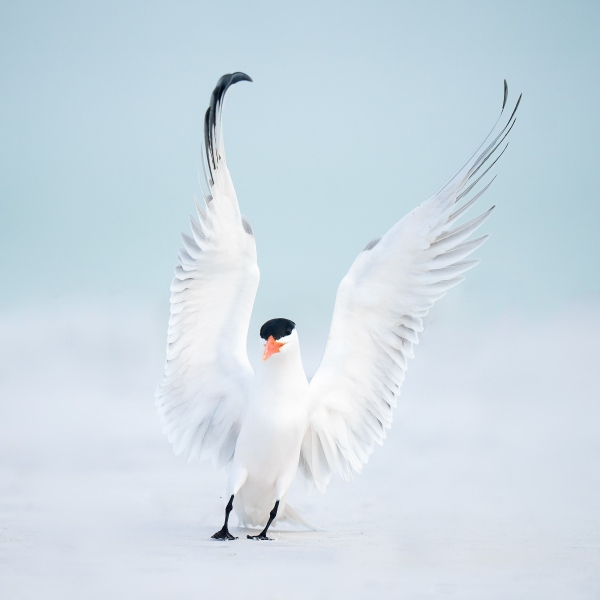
260;318;297;361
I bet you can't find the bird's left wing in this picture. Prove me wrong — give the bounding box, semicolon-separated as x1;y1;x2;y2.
300;83;521;492
156;73;258;468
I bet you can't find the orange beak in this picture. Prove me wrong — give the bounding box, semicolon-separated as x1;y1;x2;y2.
263;335;284;361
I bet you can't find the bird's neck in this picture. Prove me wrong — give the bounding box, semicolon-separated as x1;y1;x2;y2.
255;344;308;393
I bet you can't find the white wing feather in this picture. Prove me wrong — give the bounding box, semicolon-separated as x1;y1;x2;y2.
301;84;521;492
156;74;257;468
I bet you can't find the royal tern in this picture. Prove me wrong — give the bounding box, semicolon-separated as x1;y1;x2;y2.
156;73;520;540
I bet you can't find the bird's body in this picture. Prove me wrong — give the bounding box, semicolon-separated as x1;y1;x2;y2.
231;341;309;527
156;72;521;539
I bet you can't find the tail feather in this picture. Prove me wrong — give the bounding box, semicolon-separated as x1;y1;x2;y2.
274;503;324;532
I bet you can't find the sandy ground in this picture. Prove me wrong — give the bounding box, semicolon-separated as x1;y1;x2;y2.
1;299;599;599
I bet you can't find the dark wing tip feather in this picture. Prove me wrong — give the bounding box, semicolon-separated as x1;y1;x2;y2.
506;93;522;125
230;72;253;84
503;80;508;110
204;72;252;175
203;108;213;171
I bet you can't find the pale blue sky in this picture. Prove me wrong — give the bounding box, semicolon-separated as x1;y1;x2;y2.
1;1;598;344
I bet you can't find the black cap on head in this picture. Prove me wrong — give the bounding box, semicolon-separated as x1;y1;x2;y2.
260;318;296;341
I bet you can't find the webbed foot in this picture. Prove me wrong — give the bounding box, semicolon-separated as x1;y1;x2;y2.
247;533;273;541
211;527;237;540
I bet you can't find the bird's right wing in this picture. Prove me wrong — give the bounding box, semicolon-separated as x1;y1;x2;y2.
156;73;258;468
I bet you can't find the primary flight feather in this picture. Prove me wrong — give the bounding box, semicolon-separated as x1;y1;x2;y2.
156;73;520;540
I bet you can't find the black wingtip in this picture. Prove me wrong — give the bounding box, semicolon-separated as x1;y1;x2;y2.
515;93;523;111
231;71;253;84
507;93;522;124
502;80;508;110
211;72;252;109
204;72;252;175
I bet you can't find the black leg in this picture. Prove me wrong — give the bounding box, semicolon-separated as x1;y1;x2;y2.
211;495;237;540
247;500;279;541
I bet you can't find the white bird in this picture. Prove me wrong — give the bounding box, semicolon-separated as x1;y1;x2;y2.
156;73;520;540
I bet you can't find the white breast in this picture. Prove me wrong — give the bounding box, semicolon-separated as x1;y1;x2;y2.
228;335;310;526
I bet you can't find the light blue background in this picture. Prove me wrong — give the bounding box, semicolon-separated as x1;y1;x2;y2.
1;5;599;594
1;1;598;344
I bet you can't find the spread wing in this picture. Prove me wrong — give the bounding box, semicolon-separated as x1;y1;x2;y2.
156;73;258;468
301;82;521;492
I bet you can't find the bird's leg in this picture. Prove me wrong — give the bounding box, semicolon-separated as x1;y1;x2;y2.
247;500;279;541
211;495;237;540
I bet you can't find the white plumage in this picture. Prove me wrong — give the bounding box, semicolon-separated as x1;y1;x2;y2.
156;73;520;539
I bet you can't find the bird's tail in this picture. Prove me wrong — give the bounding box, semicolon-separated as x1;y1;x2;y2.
274;503;324;532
